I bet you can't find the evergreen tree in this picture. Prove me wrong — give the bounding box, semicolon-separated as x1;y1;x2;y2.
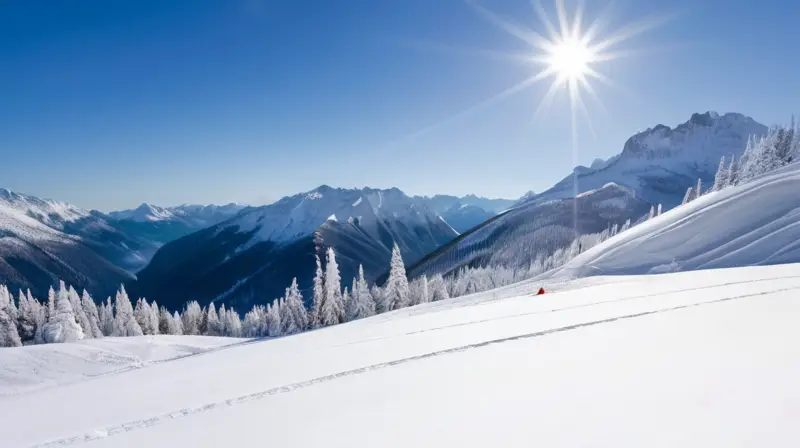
17;290;38;343
418;274;430;304
46;286;56;321
428;274;450;302
342;288;355;322
727;155;739;186
112;285;143;337
149;300;160;335
384;243;410;311
243;306;265;337
134;298;156;335
320;247;345;326
695;178;703;198
309;253;325;328
158;307;173;335
224;308;242;337
42;281;85;343
100;297;115;336
371;284;386;314
181;301;203;335
0;303;21;347
206;302;222;336
681;187;693;205
712;156;728;191
648;205;655;220
69;286;93;339
81;290;103;339
266;301;282;337
283;278;308;334
354;265;375;318
171;311;184;335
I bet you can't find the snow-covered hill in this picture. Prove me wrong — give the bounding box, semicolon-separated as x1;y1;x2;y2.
5;264;800;447
407;182;651;279
549;162;800;279
529;112;768;209
131;186;460;311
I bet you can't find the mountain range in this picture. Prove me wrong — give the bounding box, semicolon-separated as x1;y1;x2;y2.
0;110;770;311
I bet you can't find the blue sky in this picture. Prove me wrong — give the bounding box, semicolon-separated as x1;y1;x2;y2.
2;0;799;211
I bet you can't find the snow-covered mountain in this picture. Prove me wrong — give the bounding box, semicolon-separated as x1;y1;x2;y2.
109;202;246;226
527;112;768;209
406;182;651;280
0;190;135;298
0;188;159;275
414;194;515;233
549;161;800;279
131;186;460;310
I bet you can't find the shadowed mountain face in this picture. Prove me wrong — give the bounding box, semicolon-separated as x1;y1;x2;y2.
130;186;459;311
405;183;652;280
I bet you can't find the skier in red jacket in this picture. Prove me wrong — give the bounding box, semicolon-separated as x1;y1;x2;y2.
536;287;546;295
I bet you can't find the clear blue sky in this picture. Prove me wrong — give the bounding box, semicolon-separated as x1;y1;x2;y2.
2;0;799;211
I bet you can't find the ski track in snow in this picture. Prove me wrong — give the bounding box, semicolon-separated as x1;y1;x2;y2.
29;283;800;448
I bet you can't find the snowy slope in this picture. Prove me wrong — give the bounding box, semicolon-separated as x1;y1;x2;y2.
551;162;800;279
5;264;800;447
0;336;241;397
531;112;768;209
407;182;651;279
131;186;459;310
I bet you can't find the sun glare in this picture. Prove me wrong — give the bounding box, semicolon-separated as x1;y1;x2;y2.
547;37;592;81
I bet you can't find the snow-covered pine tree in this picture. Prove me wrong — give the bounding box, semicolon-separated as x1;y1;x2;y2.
428;274;450;302
134;298;158;335
112;285;143;337
309;253;325;328
206;302;222;336
81;290;103;339
695;178;703;198
419;274;429;305
68;286;93;339
657;204;662;216
681;187;693;205
46;286;55;321
17;290;38;343
149;300;160;335
283;278;308;333
33;291;48;344
158;306;173;334
181;301;203;336
353;265;375;319
0;301;21;347
224;308;242;337
712;156;728;191
371;284;386;314
242;306;264;338
42;281;85;343
320;247;345;326
171;311;184;335
266;301;282;337
727;155;739;186
648;205;655;220
342;287;354;322
100;297;115;336
384;243;410;311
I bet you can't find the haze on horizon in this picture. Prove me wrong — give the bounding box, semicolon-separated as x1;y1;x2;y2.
2;0;799;211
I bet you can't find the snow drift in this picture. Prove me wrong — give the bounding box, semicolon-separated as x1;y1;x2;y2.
551;162;800;278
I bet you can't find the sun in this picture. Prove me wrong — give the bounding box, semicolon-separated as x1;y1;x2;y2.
547;37;593;81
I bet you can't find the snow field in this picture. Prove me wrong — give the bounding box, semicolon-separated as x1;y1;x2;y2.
3;263;800;447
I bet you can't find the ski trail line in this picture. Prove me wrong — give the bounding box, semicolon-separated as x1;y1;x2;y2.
29;285;798;447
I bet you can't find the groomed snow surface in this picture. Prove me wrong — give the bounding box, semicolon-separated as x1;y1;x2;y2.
4;264;800;447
